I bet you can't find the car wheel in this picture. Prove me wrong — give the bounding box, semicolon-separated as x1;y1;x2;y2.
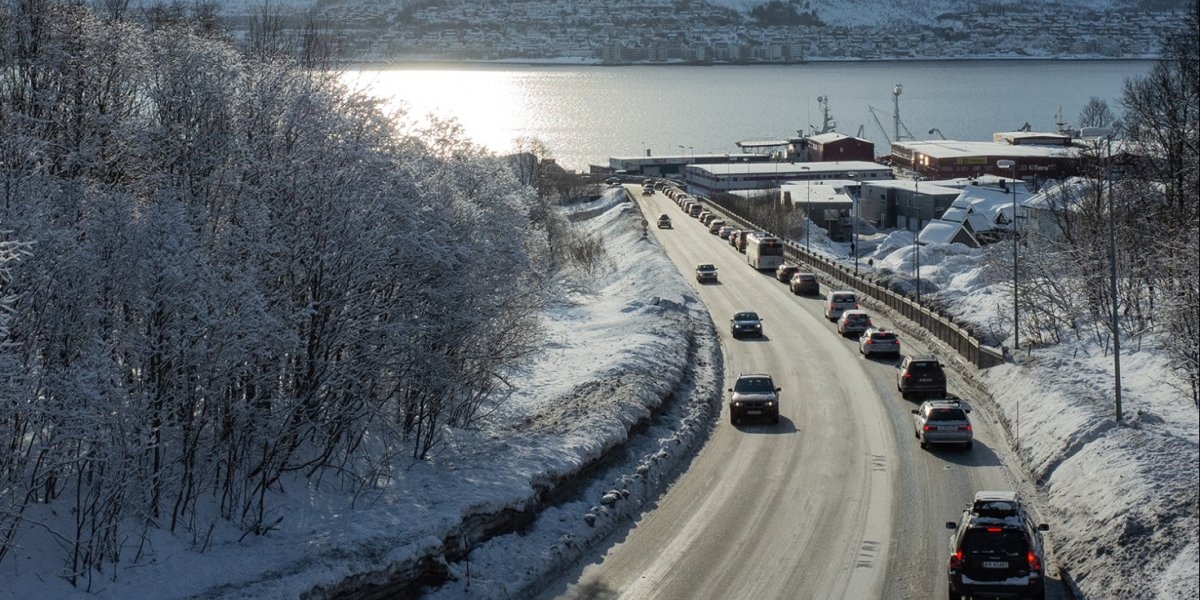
730;410;739;426
901;390;910;400
919;438;928;449
964;440;974;450
771;414;780;425
947;586;962;600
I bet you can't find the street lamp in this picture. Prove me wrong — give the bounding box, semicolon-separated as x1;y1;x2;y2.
996;159;1019;352
800;165;812;252
847;171;859;276
1083;127;1124;423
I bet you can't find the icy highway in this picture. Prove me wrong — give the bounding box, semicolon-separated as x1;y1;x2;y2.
532;188;1062;600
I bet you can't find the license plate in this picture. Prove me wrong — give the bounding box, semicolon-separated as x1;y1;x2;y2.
918;378;931;383
747;410;762;415
982;561;1008;569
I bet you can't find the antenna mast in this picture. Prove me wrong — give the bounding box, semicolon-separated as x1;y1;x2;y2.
811;95;838;135
893;84;903;143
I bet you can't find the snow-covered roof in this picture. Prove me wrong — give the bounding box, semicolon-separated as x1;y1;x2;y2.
809;132;859;144
895;140;1077;160
918;220;964;245
947;184;1032;233
694;160;888;177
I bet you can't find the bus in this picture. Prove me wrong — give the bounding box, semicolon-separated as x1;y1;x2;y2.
746;232;785;270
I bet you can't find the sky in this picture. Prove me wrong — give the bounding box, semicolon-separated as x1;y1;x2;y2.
2;185;1194;600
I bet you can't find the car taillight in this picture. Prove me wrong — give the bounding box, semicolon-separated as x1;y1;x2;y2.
950;550;962;569
959;425;972;432
903;372;912;379
865;339;873;345
923;424;933;432
1028;551;1041;572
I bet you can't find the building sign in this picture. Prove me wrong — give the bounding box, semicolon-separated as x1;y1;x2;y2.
955;157;989;165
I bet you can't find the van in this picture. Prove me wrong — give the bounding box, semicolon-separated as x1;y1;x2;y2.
823;290;858;322
688;204;703;217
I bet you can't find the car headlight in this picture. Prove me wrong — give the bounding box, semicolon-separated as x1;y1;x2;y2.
766;401;775;407
733;401;742;407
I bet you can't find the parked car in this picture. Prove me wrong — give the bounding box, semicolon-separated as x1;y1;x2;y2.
642;184;654;195
837;309;873;337
718;225;734;239
657;214;672;229
775;264;799;283
730;310;764;339
696;263;718;283
946;491;1050;600
789;272;820;295
859;328;901;357
698;211;713;224
911;399;973;449
728;373;781;425
707;219;726;234
728;229;742;247
823;290;859;321
687;204;703;217
896;355;948;399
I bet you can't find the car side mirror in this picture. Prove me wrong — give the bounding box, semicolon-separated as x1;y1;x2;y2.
1038;524;1050;531
775;387;782;392
945;522;957;530
910;409;919;414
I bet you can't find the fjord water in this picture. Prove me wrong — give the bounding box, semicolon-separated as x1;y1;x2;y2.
344;60;1151;171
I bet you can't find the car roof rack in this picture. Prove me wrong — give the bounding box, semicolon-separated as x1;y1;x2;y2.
967;491;1024;525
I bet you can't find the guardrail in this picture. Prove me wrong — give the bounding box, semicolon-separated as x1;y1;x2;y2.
684;193;1006;369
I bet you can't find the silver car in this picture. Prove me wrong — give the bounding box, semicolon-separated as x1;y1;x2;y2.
837;310;873;337
858;327;900;357
911;399;973;449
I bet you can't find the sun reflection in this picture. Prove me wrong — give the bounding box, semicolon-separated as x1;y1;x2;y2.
342;68;532;156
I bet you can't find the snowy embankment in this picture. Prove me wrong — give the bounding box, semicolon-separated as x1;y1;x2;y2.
260;191;721;598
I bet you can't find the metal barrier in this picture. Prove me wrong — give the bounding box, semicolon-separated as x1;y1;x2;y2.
691;194;1007;369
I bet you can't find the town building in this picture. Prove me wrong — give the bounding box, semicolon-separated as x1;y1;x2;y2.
683;160;890;196
889;138;1079;182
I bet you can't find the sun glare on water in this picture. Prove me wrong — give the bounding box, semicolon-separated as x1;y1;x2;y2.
343;67;535;156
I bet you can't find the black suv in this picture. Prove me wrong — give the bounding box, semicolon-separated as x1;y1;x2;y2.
728;373;780;425
946;491;1050;600
896;355;947;399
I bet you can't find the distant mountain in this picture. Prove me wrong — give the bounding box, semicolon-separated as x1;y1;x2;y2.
705;0;1186;26
140;0;1190;21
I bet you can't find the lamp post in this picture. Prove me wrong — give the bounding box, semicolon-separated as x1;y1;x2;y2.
1106;135;1123;424
997;159;1019;351
800;165;812;252
1082;129;1123;423
847;171;859;276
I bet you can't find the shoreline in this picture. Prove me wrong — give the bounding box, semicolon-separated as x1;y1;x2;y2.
340;55;1160;69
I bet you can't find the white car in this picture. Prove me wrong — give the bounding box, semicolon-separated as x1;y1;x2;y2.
837;310;872;337
823;290;858;321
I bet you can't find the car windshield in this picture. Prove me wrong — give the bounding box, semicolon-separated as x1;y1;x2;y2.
872;332;897;340
909;362;942;373
834;294;857;303
698;264;715;271
927;408;968;421
734;377;774;393
734;312;759;321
